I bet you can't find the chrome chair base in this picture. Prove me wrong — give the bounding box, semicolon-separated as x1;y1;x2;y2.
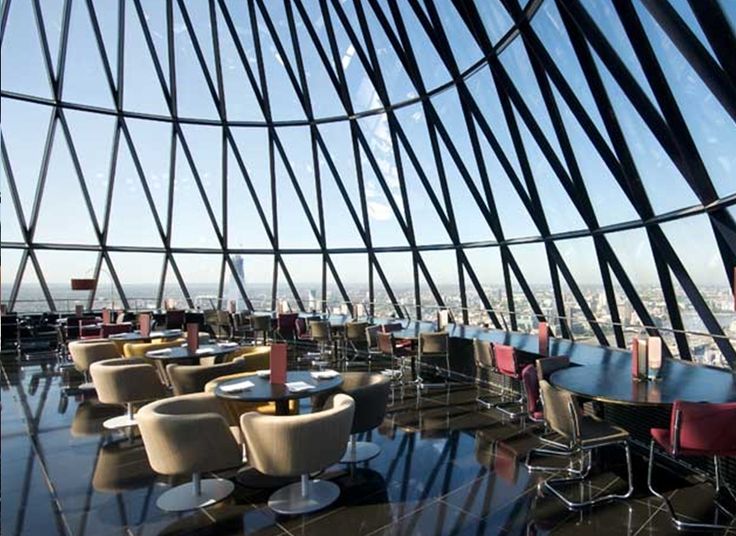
647;441;736;530
156;476;234;512
544;441;633;509
340;437;381;464
77;381;96;391
268;476;340;515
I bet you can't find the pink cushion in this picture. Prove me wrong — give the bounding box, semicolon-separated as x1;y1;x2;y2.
494;344;519;379
652;401;736;457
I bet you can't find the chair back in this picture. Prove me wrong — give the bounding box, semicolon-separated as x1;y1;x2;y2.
493;344;518;378
295;317;308;338
539;379;581;444
521;364;541;415
309;320;331;341
101;323;132;338
381;322;403;333
536;356;570;382
165;309;185;330
250;314;272;332
377;332;395;355
473;339;494;370
89;357;166;405
345;322;369;342
419;332;448;355
277;312;298;337
167;358;249;395
670;401;736;456
366;325;380;349
69;340;121;372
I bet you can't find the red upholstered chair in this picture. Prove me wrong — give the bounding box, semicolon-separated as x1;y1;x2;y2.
492;344;526;418
275;313;298;341
165;309;185;330
100;323;133;338
522;364;543;423
79;317;102;340
648;401;736;530
380;323;412;350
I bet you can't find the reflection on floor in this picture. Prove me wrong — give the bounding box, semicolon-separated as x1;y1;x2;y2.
2;352;734;536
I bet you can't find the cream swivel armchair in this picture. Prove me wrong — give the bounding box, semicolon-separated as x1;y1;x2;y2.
137;392;243;512
240;393;355;515
90;358;167;430
68;340;121;391
166;357;250;396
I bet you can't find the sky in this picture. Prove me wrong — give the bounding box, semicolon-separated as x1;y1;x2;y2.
1;0;734;294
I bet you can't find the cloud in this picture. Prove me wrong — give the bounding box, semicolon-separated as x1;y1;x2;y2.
368;201;393;221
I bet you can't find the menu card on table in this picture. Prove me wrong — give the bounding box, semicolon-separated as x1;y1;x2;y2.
437;309;449;332
648;337;662;381
186;323;199;354
139;313;151;337
631;337;640;380
637;339;648;379
270;343;287;385
101;308;111;324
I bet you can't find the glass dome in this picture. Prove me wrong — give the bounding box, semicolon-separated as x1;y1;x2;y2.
1;0;735;368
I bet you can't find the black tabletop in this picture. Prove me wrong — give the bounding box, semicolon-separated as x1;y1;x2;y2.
144;344;238;361
214;370;343;404
549;358;736;406
108;329;182;342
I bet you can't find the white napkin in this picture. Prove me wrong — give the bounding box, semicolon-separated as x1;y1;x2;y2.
220;380;254;393
195;347;215;355
310;370;339;380
255;369;270;378
148;349;172;356
218;342;239;349
285;381;315;392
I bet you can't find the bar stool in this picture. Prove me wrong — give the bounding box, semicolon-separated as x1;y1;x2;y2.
540;380;633;509
647;401;736;530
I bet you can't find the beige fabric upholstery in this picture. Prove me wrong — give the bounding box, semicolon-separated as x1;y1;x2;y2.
473;339;494;370
137;392;242;476
90;358;167;405
345;322;369;342
222;345;270;368
240;393;354;477
309;320;331;342
313;373;390;434
167;357;248;395
123;339;185;358
68;341;121;373
203;372;298;424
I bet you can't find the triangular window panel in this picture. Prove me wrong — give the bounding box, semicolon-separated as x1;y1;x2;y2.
549;85;639;226
253;5;307;122
124;118;173;222
0;0;52;98
161;258;188;309
224;254;249;310
276;126;320;222
179;124;224;228
178;1;218;79
170;143;222;248
420;249;461;312
172;253;223;300
274;155;320;249
34;250;100;303
513;108;587;234
89;0;119;78
317;122;362;206
227;151;272;250
431;2;484;72
139;1;170;86
281;254;322;307
237;254;275;311
416;254;442;321
507;243;554;322
1;167;26;242
230;128;272;228
463;247;506;324
62;0;115;108
64;110;117;219
1;99;54;220
319;152;367;249
15;257;50;313
593;54;700;215
216;0;265;121
107;251;165;310
38;2;64;72
106;139;165;247
123;5;170;115
474;118;538;239
34;132;99;245
174;1;220;120
325;258;349;313
330;254;369;306
375;251;413;312
1;249;23;302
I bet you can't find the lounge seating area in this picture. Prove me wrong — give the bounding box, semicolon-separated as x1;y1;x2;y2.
2;0;736;534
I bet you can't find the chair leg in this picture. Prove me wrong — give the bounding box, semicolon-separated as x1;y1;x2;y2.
156;472;234;512
648;441;735;530
545;441;633;510
268;474;340;515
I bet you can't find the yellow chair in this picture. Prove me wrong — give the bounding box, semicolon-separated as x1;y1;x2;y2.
122;338;185;359
204;371;298;424
223;345;271;370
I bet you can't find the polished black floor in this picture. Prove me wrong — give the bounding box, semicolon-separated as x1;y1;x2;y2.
2;350;735;536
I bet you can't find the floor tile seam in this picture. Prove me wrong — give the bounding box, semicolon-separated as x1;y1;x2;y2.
443;485;538;523
362;497;447;536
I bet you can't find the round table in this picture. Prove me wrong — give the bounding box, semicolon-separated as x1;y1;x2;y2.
144;344;237;365
214;370;343;415
549;358;736;406
108;329;183;342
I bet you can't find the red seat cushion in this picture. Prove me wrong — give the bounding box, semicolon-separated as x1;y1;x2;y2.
651;400;736;457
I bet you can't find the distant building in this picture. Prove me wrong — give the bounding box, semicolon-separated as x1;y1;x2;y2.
227;255;245;308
